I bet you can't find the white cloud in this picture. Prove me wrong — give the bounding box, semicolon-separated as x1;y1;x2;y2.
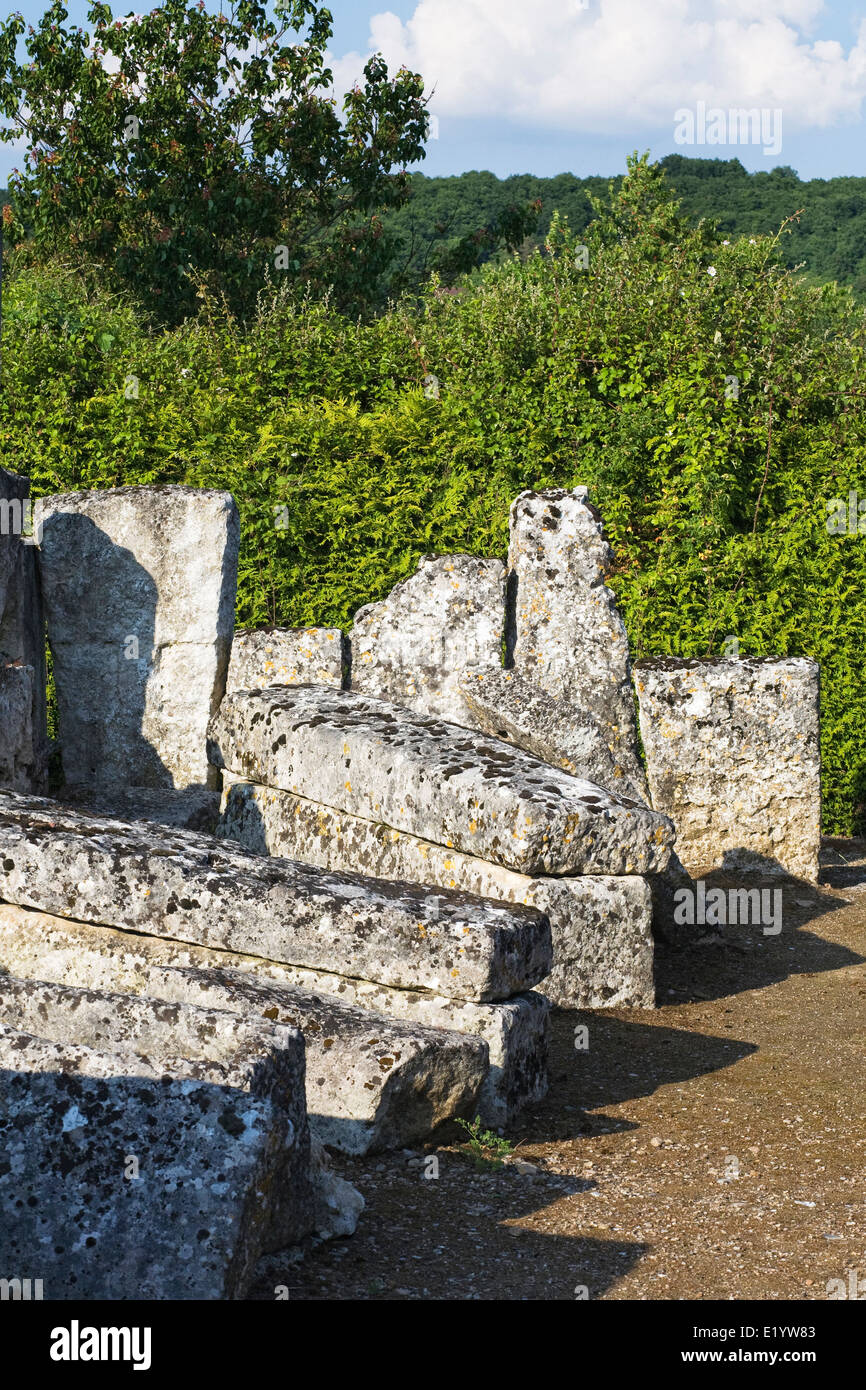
327;0;866;134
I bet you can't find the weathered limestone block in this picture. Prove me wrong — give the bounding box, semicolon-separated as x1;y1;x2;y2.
0;903;548;1126
507;488;648;802
635;656;821;881
0;664;37;792
0;962;427;1163
0;958;490;1154
34;485;239;791
227;627;346;695
0;467;47;791
0;972;311;1248
219;779;655;1008
0;1023;298;1299
132;965;488;1153
59;784;221;833
208;686;674;876
459;665;645;800
0;791;550;1001
351;555;505;726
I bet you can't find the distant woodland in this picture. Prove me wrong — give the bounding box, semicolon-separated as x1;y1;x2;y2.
380;155;866;298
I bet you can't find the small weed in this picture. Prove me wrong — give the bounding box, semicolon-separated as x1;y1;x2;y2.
455;1115;514;1171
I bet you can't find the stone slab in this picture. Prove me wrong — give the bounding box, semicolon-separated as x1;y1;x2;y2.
0;664;38;793
58;784;222;833
506;488;648;801
0;972;311;1248
351;554;505;726
0;903;548;1127
135;964;488;1153
0;1023;299;1299
208;685;673;876
459;665;645;801
34;484;239;790
0;953;493;1154
227;627;346;694
0;467;47;791
0;791;550;1001
635;656;821;881
218;778;655;1008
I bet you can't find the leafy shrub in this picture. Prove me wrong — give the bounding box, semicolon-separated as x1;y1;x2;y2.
3;156;866;831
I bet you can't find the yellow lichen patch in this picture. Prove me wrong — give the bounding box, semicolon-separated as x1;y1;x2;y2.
451;968;459;977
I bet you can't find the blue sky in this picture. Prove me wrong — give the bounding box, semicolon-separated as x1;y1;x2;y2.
3;1;866;182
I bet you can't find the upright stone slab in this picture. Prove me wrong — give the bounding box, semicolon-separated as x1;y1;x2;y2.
0;664;37;792
0;1024;298;1299
351;555;505;726
459;666;645;801
227;627;346;694
34;485;239;791
219;778;655;1008
507;488;648;802
0;467;47;791
0;903;549;1127
208;686;674;876
635;656;821;882
0;791;551;1002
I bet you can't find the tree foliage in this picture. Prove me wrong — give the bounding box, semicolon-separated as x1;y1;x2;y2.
381;157;866;300
0;0;429;320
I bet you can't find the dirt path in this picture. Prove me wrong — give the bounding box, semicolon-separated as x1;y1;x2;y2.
250;840;866;1301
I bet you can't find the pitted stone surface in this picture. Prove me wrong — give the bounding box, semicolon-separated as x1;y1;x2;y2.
0;903;548;1126
507;488;648;802
0;958;489;1154
635;656;821;881
0;467;47;792
34;485;239;791
0;664;38;793
0;791;550;1001
351;555;505;726
219;779;654;1008
0;966;475;1157
0;972;311;1249
133;964;488;1153
227;627;346;694
0;1023;296;1299
208;686;673;876
58;784;221;833
459;665;646;801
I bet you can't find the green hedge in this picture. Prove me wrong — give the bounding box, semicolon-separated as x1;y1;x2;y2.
3;158;866;832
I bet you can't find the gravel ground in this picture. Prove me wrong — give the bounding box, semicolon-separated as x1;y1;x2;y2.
249;838;866;1301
